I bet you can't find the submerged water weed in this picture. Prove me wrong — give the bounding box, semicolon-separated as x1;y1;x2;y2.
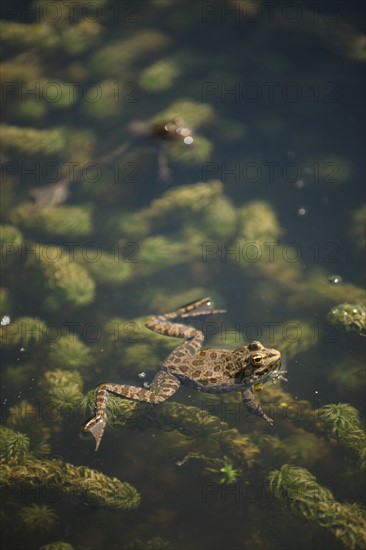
317;403;366;470
48;335;91;370
39;543;74;550
139;58;180;92
10;202;93;238
329;361;366;394
19;504;57;534
205;459;241;485
268;464;366;549
0;124;66;156
33;245;95;309
327;303;366;337
0;316;46;346
6;402;52;456
90;31;172;77
1;426;140;511
2;432;30;463
118;180;224;238
40;370;84;410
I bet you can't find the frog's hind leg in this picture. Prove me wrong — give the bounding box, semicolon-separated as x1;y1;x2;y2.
83;371;180;451
145;297;226;357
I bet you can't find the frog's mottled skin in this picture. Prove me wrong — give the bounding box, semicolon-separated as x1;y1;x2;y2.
84;297;282;450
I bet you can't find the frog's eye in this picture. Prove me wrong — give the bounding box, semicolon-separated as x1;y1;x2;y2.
252;355;263;366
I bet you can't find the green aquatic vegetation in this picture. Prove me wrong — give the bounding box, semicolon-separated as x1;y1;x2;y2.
48;335;91;370
0;20;59;49
6;402;52;457
268;464;366;549
19;504;57;534
32;245;95;309
0;427;140;511
125;537;173;550
306;272;365;308
2;432;30;463
317;403;366;470
0;224;23;250
201;196;238;238
0;124;66;157
327;303;366;337
139;59;180;92
306;156;352;185
61;20;104;55
152;99;215;130
205;459;241;484
40;543;74;550
0;316;46;346
77;248;132;284
237;201;283;242
329;360;366;394
167;134;213;165
10;203;93;238
118;180;224;237
80;79;124;119
39;370;84;410
273;320;317;360
90;31;172;77
350;203;366;252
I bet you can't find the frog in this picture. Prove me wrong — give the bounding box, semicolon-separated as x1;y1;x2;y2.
83;297;284;451
29;117;192;206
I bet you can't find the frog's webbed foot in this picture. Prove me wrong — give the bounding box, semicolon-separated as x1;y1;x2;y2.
83;414;107;452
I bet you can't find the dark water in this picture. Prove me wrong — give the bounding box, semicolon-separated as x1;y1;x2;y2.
1;1;365;549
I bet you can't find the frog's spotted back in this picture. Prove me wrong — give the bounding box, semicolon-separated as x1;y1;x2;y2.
83;297;282;451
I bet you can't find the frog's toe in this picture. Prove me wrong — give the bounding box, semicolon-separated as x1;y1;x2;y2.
263;413;274;426
83;415;107;451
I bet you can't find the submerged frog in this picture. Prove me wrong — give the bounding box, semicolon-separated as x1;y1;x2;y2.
29;117;192;206
84;297;284;451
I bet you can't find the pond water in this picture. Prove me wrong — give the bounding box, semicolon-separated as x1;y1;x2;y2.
1;1;365;549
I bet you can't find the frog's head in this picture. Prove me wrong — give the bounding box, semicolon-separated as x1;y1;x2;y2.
235;341;282;385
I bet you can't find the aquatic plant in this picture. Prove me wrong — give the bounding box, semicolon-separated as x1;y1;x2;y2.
19;504;57;533
39;543;74;550
237;201;283;242
329;360;366;394
327;303;366;337
0;124;66;156
268;464;366;549
39;370;84;410
6;402;52;457
0;224;23;251
317;403;366;470
118;180;224;238
2;432;30;463
139;59;180;92
205;459;241;485
0;316;46;346
77;248;132;284
48;335;91;370
0;287;12;315
0;427;140;511
10;203;93;238
90;31;172;77
31;245;95;309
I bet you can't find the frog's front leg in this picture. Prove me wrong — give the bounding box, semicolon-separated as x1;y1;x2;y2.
84;370;180;451
241;388;274;426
